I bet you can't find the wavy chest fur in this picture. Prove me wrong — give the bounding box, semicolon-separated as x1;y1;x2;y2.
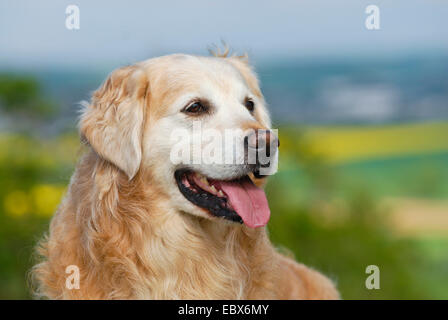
137;215;278;299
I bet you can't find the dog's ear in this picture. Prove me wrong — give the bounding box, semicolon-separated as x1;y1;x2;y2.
80;66;149;179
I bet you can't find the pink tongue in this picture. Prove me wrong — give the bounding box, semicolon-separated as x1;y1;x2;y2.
214;178;271;228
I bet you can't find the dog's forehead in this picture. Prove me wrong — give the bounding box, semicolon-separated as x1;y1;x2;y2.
143;54;250;95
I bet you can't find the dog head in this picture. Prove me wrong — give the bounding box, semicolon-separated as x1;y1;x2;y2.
80;53;279;228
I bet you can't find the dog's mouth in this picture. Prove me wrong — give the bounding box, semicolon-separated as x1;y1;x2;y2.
174;170;271;228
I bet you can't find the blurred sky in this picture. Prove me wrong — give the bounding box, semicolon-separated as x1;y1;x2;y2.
1;0;448;71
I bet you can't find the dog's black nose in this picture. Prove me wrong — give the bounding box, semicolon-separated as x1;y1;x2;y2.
244;129;279;167
245;129;279;155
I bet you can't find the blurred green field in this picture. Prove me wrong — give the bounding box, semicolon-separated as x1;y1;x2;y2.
302;122;448;163
0;121;447;299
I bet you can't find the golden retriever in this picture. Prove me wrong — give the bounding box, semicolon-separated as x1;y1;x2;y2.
32;51;339;299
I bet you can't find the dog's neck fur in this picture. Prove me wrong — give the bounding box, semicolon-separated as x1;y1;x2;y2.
34;151;279;299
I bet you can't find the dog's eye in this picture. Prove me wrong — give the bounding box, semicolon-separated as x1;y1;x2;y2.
183;101;208;114
244;98;255;112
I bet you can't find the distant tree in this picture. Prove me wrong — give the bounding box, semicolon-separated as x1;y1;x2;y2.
0;74;57;119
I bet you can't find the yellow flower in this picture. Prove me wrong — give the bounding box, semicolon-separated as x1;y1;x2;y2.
3;190;29;217
31;184;66;218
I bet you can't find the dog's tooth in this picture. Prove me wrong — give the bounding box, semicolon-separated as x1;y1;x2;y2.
195;172;207;184
218;190;224;197
210;185;217;193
